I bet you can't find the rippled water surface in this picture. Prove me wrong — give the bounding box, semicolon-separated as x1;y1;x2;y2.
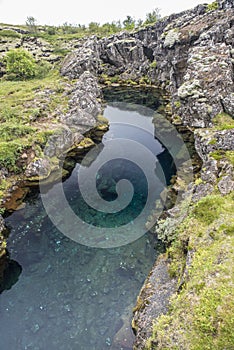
0;89;175;350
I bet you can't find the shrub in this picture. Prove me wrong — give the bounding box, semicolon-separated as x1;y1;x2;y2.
5;49;37;80
206;1;218;12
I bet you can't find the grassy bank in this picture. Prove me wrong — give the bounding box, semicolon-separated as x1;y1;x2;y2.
146;191;234;349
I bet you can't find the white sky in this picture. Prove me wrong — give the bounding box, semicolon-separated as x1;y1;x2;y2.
0;0;212;26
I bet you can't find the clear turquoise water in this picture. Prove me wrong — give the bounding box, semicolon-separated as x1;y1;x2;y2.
0;90;175;350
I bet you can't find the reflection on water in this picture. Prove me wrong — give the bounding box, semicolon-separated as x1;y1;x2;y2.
0;90;174;350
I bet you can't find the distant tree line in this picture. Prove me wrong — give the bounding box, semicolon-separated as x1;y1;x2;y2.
25;9;161;37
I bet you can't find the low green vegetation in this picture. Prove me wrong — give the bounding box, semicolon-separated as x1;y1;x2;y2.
0;141;26;172
146;192;234;349
206;1;219;12
213;112;234;130
0;29;21;38
150;61;157;69
210;150;234;166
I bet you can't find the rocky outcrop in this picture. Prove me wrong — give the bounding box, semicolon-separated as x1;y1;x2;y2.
193;128;234;197
61;0;233;128
25;71;105;179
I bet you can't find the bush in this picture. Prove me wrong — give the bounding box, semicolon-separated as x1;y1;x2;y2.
206;1;218;12
5;49;37;80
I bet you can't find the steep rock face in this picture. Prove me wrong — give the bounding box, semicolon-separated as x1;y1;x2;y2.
194;128;234;196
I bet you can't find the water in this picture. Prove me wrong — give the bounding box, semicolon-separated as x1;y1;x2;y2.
0;88;175;350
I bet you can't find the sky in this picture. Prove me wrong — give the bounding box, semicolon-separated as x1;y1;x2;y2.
0;0;213;26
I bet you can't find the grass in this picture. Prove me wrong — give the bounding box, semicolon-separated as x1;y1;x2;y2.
0;29;21;38
191;195;223;225
0;141;26;172
146;192;234;349
0;69;69;121
0;123;35;141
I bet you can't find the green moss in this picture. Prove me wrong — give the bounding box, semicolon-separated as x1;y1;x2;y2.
192;195;223;225
150;61;157;69
194;177;203;186
210;150;225;161
34;130;55;146
96;114;109;124
0;179;8;199
139;76;151;85
208;138;217;145
213;112;234;130
210;150;234;166
174;100;181;109
0;123;35;141
0;69;69;176
77;137;95;149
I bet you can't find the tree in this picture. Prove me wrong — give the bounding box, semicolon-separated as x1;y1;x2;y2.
136;19;144;28
144;8;161;25
123;16;136;30
88;22;100;34
5;49;37;80
26;16;38;33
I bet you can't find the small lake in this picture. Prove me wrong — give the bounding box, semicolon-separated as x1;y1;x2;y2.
0;88;176;350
